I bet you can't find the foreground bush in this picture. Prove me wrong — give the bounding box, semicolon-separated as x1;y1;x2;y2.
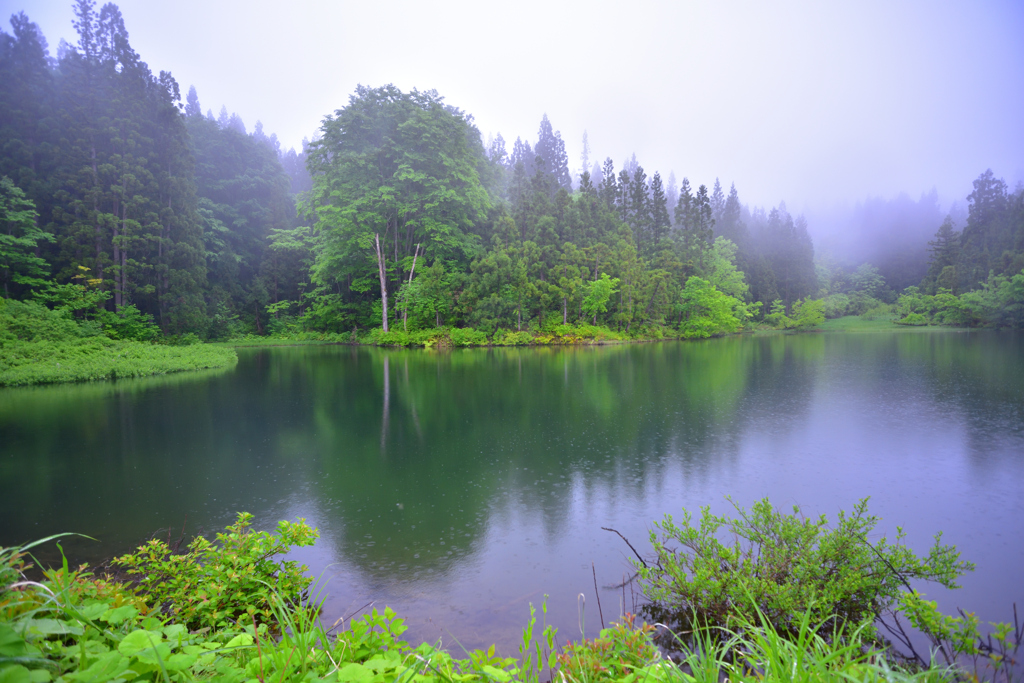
112;513;318;631
637;498;972;638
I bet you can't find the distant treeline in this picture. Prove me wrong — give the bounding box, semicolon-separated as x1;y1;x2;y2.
2;2;1023;342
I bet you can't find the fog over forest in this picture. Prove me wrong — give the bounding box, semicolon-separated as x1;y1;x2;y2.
13;0;1024;207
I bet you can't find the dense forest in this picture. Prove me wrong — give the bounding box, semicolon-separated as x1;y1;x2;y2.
2;2;1023;346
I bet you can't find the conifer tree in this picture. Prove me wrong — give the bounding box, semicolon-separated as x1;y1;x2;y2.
534;114;571;193
599;158;616;208
674;178;694;231
185;84;201;117
628;165;650;249
711;177;725;224
649;172;671;249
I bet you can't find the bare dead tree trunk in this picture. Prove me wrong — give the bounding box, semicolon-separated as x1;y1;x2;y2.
380;355;390;453
375;233;389;332
403;244;420;332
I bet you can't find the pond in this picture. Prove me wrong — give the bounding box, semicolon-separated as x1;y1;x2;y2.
1;330;1022;653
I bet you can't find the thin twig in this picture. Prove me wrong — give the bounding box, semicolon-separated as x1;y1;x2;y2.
606;572;640;590
326;600;375;635
171;516;188;554
592;562;605;630
601;527;647;567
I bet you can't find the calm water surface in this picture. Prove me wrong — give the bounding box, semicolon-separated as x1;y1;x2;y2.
1;330;1022;652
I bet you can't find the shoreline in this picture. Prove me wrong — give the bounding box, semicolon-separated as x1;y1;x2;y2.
1;318;982;388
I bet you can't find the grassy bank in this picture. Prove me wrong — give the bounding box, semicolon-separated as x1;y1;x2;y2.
0;337;238;387
0;299;237;387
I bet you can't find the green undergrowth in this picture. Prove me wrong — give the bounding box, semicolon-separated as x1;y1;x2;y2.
0;298;237;387
216;331;354;347
358;323;663;348
5;508;1017;683
0;338;237;387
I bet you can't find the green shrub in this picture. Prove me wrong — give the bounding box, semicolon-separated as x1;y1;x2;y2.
448;327;488;346
678;277;743;339
494;330;534;346
112;512;318;630
160;332;202;346
0;298;90;342
860;302;895;320
365;328;413;346
96;305;160;341
789;298;825;329
636;498;972;638
821;293;852;319
764;299;792;329
896;312;929;326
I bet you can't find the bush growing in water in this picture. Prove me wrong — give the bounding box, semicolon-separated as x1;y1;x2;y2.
636;498;973;638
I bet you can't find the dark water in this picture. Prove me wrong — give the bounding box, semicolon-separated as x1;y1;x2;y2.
2;330;1022;653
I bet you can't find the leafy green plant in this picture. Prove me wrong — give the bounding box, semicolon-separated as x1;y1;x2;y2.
897;591;1022;683
636;498;973;639
96;305;160;342
558;613;660;682
677;277;744;339
112;512;318;630
788;297;825;329
494;330;534;346
447;327;488;347
517;601;557;683
896;312;929;326
764;299;792;329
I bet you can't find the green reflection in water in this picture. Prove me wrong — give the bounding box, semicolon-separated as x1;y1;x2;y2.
0;331;1020;585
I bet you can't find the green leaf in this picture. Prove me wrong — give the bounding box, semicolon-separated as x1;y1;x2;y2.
0;624;27;658
117;630;165;657
161;624;187;641
364;655;401;672
164;652;198;671
76;603;107;621
223;633;253;649
481;664;512;682
100;605;138;625
62;651;130;682
25;619;81;637
335;663;375;683
0;665;32;683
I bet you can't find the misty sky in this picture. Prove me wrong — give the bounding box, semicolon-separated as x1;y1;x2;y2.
5;0;1023;214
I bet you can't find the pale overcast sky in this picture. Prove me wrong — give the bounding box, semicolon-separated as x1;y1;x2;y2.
4;0;1023;213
